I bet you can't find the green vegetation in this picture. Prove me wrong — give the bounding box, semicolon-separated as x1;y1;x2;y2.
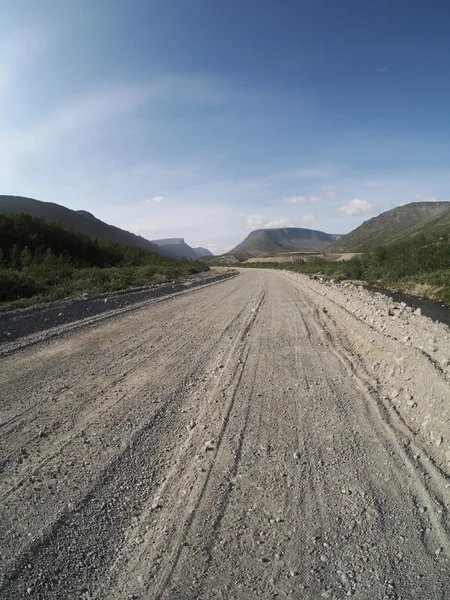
327;201;450;252
243;233;450;305
0;213;207;306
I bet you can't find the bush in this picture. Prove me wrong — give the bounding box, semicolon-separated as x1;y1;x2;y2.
0;271;44;301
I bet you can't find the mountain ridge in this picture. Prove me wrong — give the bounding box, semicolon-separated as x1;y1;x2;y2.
327;201;450;252
0;195;178;258
151;238;200;260
227;227;340;260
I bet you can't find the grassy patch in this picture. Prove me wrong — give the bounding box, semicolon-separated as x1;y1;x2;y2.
0;263;206;308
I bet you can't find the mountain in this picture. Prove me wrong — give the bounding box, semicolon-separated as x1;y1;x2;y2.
0;195;177;257
327;202;450;252
151;238;199;260
227;227;340;260
192;247;214;258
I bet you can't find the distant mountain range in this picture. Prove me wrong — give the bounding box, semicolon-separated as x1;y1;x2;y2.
150;238;214;260
227;227;341;260
327;201;450;252
0;195;210;260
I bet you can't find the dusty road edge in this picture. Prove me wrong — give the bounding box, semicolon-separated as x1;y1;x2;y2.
281;269;450;477
0;271;239;358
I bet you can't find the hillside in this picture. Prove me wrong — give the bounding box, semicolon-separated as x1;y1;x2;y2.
0;195;175;258
151;238;199;260
327;201;450;252
227;227;340;260
192;247;214;258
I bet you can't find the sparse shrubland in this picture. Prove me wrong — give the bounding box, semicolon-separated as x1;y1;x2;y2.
243;233;450;304
0;213;207;305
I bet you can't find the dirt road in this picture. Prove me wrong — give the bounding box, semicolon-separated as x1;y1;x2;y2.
1;269;449;599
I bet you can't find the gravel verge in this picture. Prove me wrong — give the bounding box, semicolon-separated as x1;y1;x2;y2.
282;270;450;474
0;269;237;354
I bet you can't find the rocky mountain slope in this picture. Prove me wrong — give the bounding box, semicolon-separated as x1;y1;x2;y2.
0;195;176;257
227;227;340;260
328;201;450;252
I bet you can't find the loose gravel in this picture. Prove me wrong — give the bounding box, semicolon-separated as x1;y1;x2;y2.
0;269;449;599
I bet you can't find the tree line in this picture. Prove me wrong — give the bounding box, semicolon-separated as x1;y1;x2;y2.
0;212;182;269
0;213;206;304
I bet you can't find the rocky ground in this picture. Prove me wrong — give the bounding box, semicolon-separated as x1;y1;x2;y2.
0;268;449;599
285;271;450;473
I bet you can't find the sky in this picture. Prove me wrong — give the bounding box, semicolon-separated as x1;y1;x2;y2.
1;0;449;253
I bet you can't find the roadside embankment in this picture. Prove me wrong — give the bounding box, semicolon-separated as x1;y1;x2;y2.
282;270;450;474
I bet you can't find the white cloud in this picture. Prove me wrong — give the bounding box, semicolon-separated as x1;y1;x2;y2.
0;25;55;95
376;67;389;73
299;213;315;225
243;213;315;230
142;196;165;204
324;188;336;199
283;195;306;204
0;83;153;174
308;196;321;204
264;218;296;228
245;214;268;228
337;198;376;216
414;194;438;202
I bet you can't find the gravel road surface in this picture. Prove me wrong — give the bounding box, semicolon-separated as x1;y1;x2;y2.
1;269;449;599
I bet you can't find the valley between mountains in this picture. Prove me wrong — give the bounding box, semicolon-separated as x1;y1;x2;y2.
1;269;449;599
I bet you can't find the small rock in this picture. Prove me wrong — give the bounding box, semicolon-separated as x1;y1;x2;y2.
293;452;300;460
414;308;422;316
204;440;215;451
391;389;400;399
436;436;443;447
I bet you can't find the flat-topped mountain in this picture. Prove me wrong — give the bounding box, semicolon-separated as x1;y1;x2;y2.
151;238;200;260
228;227;340;260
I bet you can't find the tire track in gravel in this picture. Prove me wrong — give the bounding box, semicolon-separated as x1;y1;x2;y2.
1;269;449;600
152;289;266;600
0;275;263;598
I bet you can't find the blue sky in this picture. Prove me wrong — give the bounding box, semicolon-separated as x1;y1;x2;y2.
1;0;449;253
